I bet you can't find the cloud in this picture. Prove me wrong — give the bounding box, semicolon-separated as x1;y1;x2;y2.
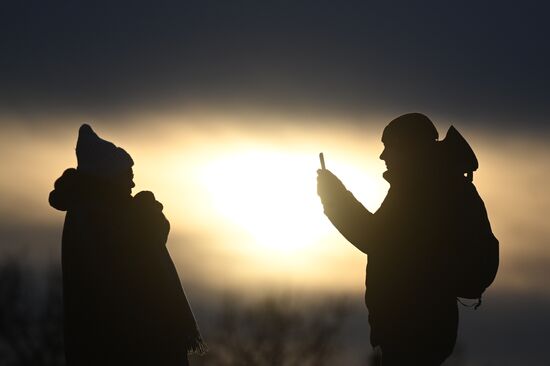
1;1;549;129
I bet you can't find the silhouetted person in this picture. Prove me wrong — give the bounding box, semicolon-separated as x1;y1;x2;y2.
317;113;498;366
49;125;205;366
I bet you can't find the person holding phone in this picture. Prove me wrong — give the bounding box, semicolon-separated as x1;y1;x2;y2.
317;113;497;366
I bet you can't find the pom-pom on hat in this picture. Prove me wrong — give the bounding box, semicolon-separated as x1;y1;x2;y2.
76;124;133;179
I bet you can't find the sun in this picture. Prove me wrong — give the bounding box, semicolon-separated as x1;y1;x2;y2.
198;149;332;253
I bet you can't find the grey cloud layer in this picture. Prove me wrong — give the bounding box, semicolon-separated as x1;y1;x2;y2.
1;1;549;129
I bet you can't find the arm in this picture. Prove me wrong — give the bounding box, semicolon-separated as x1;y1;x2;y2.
317;169;376;254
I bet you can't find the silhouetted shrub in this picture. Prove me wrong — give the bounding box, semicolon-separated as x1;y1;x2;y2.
0;260;64;366
191;295;351;366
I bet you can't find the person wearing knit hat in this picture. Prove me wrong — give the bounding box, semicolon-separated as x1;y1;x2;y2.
49;125;206;366
317;113;498;366
76;123;133;177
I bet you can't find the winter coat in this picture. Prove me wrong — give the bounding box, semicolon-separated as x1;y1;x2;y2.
49;168;203;366
321;171;468;362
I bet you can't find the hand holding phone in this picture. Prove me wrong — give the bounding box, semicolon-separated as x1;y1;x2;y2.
317;152;346;201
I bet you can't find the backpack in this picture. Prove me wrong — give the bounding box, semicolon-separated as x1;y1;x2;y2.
441;126;499;307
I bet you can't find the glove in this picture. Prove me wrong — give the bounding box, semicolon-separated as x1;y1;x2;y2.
133;191;170;247
317;169;348;206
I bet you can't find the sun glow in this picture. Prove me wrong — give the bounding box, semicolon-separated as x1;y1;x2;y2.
199;149;332;254
1;113;548;294
5;114;388;289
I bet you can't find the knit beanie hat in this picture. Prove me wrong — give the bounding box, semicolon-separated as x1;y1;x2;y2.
382;113;439;145
76;124;133;179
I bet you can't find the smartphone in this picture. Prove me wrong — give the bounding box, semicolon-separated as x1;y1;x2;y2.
319;152;326;170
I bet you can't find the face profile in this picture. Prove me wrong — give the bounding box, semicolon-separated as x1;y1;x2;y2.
377;113;439;177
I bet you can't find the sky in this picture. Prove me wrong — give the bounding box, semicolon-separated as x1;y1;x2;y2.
1;1;549;128
1;1;549;365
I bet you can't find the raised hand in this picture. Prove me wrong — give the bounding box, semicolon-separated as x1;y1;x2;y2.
133;190;170;247
317;169;347;205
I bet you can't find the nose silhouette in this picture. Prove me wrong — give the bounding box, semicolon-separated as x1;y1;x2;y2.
379;148;386;161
